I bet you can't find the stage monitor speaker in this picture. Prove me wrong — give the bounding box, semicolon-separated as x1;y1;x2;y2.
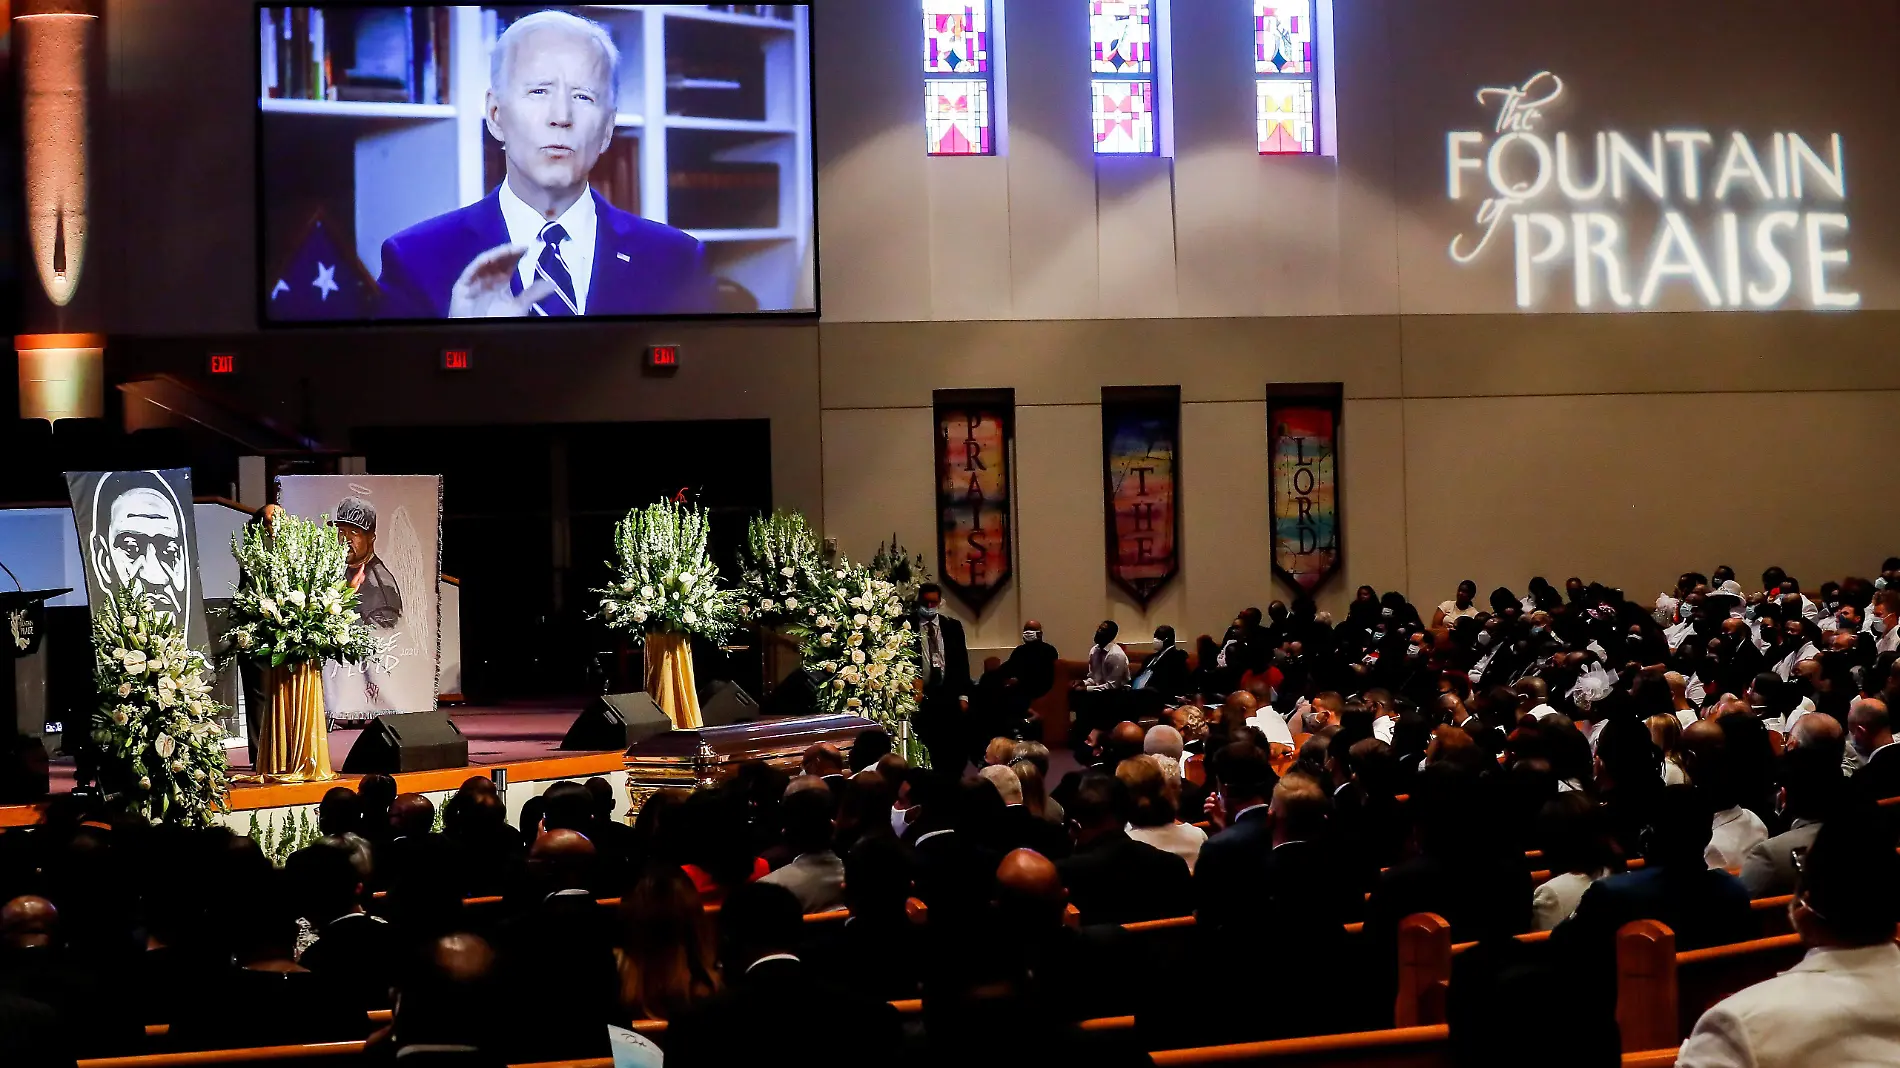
341;710;468;774
699;680;760;727
561;692;672;751
761;667;819;719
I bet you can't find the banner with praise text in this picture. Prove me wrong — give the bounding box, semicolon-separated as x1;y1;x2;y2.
932;390;1013;612
1102;386;1180;606
1267;385;1342;595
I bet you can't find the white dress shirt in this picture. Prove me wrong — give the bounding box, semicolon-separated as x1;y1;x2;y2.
1127;821;1207;873
1086;642;1130;689
1676;943;1900;1068
1531;869;1606;930
1247;708;1296;747
1773;641;1819;681
498;178;599;313
1705;806;1769;870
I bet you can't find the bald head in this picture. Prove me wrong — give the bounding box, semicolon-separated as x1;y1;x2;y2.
995;848;1066;924
1514;677;1550;706
1851;698;1893;753
801;742;844;778
530;828;596;893
389;793;435;837
1223;691;1259;719
0;896;57;949
1790;711;1844;753
1108;720;1146;761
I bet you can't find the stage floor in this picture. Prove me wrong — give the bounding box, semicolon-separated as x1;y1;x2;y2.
46;700;588;798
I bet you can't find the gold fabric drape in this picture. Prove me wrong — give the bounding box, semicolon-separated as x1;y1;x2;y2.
256;661;334;782
643;631;702;730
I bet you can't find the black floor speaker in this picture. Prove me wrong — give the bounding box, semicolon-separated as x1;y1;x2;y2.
761;667;819;719
699;680;761;727
341;710;469;774
561;692;673;751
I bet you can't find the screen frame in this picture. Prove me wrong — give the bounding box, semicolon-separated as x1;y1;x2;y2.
251;1;821;330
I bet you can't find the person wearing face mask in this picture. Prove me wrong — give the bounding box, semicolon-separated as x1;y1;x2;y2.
1133;625;1191;704
974;620;1060;747
912;584;972;771
1847;698;1900;804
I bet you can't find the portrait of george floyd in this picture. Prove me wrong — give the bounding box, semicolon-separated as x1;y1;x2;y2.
65;469;211;650
377;10;714;319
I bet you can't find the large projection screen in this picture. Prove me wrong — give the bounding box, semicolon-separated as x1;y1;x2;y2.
256;4;815;324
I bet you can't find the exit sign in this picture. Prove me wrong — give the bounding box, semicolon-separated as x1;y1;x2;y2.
645;344;681;372
207;352;237;376
441;349;471;371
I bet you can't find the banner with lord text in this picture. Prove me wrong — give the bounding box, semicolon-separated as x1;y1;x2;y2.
1267;386;1342;595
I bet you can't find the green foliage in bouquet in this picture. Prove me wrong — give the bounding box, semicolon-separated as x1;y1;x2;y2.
738;510;836;631
868;535;932;615
247;807;321;867
597;499;742;644
802;561;928;766
92;587;232;826
227;514;380;668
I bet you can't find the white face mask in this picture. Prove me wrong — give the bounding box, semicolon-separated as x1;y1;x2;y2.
1023;629;1041;643
890;805;910;836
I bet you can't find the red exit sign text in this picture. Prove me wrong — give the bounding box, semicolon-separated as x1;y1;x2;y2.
645;344;681;371
441;349;471;371
208;353;237;375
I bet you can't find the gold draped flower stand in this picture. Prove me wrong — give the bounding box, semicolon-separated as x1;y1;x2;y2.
644;630;703;730
256;661;334;783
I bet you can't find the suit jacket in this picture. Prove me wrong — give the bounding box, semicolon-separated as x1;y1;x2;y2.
998;640;1059;701
1552;864;1755;1018
1135;645;1191;699
909;829;996;928
1677;943;1900;1068
1738;820;1822;899
666;956;902;1068
920;616;972;696
298;912;402;1011
1056;830;1193;925
999;804;1071;860
0;946;143;1057
757;850;846;913
0;992;73;1068
1852;743;1900;805
493;894;621;1063
376;187;714;319
1193;806;1274;935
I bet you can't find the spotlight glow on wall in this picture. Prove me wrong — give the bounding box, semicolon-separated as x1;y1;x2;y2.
17;10;96;307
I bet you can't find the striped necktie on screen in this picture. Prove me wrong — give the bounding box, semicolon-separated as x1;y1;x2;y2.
534;222;580;316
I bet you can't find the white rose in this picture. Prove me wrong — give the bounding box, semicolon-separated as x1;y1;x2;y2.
235;631;254;649
285;589;306;608
784;597;798;609
780;566;795;578
631;609;648;624
641;585;656;599
852;649;867;664
808;607;817;616
760;599;776;611
845;697;863;709
831;679;846;691
122;615;138;631
684;608;698;625
138;776;151;790
853;614;868;626
111;708;130;726
118;682;132;697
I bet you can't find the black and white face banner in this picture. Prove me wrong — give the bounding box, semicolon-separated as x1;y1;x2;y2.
66;469;210;648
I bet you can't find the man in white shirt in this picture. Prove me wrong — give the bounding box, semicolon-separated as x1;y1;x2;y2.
1771;619;1819;681
1677;817;1900;1068
1068;620;1130;749
1705;803;1769;871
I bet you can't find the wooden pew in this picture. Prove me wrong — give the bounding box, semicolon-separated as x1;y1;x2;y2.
1614;919;1808;1052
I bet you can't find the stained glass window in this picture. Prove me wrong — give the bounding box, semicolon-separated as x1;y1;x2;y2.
1090;2;1160;155
924;1;995;155
1255;1;1320;154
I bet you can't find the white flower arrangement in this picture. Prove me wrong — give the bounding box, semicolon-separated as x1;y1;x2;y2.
868;536;932;616
91;587;231;826
737;511;835;630
802;562;927;765
596;499;741;643
226;514;380;668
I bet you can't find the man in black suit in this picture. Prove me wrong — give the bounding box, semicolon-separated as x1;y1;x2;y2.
811;836;924;1002
1552;786;1755;1018
1134;625;1192;705
983;764;1071;860
907;775;1001;931
975;619;1060;742
914;583;974;768
1192;741;1279;937
667;883;902;1068
1055;772;1191;924
288;840;401;1011
1849;697;1900;804
493;830;619;1063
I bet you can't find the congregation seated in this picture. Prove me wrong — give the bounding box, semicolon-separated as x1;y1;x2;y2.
9;561;1900;1064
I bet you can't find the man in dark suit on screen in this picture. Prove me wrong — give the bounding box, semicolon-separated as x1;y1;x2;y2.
376;10;715;319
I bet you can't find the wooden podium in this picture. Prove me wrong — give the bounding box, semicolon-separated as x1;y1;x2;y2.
0;589;69;802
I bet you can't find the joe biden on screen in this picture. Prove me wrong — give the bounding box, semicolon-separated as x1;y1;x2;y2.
376;10;715;318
